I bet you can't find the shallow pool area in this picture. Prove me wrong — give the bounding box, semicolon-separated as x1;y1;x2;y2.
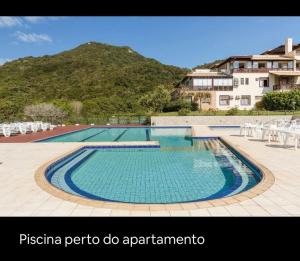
43;127;262;204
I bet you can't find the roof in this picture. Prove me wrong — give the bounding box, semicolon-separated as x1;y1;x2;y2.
269;71;300;76
186;72;232;78
216;56;252;67
261;43;300;55
251;55;293;60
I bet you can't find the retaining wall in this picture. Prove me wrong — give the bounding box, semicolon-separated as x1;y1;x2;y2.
151;115;293;126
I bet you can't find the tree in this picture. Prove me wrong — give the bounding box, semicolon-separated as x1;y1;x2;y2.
70;101;83;115
24;103;66;123
139;85;171;113
194;92;211;111
0;99;20;122
183;92;211;111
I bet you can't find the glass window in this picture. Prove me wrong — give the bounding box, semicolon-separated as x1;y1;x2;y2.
245;78;249;85
288;61;293;69
240;95;251;106
233;61;239;69
239;63;245;69
233;78;239;86
252;62;258;69
246;61;252;69
240;78;244;85
219;95;230;106
273;62;278;69
267;62;272;69
258;62;266;68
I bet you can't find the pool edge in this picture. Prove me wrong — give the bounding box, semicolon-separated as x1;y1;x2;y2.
34;139;275;211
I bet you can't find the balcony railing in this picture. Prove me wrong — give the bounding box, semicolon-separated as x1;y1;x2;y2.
184;85;233;91
273;84;300;91
232;68;294;73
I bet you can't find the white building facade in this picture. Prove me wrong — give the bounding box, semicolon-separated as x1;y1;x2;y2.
178;38;300;110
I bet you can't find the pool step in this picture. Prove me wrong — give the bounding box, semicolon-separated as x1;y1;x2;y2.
50;149;95;195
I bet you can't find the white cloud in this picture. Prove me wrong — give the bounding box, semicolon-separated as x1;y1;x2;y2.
14;31;52;43
0;58;12;65
23;16;63;23
23;16;46;23
0;17;23;28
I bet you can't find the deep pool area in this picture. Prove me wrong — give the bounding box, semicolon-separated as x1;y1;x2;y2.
44;127;262;204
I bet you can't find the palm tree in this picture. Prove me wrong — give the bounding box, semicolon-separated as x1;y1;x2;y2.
193;92;211;111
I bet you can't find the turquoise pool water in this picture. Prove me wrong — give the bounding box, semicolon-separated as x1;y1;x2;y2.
45;127;261;204
38;127;193;147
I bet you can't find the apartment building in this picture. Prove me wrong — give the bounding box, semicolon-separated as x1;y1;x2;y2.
177;37;300;110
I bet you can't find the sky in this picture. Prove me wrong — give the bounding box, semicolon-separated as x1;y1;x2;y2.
0;16;300;68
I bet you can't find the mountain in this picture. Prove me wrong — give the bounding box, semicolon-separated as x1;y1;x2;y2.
0;42;188;120
193;59;225;70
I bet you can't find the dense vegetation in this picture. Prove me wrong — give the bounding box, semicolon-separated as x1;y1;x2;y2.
261;90;300;111
0;42;188;122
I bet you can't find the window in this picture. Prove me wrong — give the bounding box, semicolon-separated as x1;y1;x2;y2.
194;78;212;87
246;61;252;69
233;78;239;86
240;78;244;85
239;62;245;69
279;63;288;69
233;61;239;69
288;61;293;69
252;62;258;69
259;77;269;87
258;62;266;68
219;95;230;106
240;95;251;106
273;62;279;69
214;78;233;86
267;62;272;69
245;78;249;85
297;63;300;70
255;96;262;101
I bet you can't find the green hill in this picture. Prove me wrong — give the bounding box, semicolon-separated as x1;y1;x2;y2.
0;42;188;121
193;59;225;70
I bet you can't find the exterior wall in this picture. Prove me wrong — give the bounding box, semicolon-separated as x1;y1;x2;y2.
216;72;273;110
151;115;293;126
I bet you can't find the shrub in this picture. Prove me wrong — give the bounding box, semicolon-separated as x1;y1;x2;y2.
163;99;191;112
178;108;191;116
255;101;264;110
262;90;300;111
191;101;199;111
226;107;238;116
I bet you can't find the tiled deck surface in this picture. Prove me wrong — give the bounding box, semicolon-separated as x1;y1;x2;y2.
0;124;143;143
0;125;300;216
0;125;90;143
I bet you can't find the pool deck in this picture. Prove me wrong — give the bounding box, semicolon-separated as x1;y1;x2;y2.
0;124;144;143
1;125;300;216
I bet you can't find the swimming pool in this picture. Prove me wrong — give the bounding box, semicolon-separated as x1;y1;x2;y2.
43;127;263;204
37;127;193;147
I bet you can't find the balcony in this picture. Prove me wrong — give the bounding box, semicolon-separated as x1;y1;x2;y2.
273;84;300;91
178;84;233;92
232;68;294;73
